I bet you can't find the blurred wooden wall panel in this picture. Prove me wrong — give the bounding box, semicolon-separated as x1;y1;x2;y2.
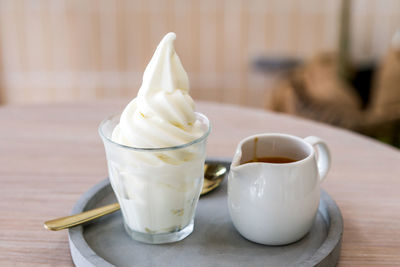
0;0;399;107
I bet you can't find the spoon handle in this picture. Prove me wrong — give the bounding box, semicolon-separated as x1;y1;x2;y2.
44;203;120;231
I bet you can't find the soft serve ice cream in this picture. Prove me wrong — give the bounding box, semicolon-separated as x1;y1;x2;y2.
105;32;209;239
112;32;204;153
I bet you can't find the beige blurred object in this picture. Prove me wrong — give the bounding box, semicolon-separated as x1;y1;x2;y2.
269;44;400;144
0;0;400;106
359;43;400;143
302;53;361;110
369;45;400;119
269;54;363;129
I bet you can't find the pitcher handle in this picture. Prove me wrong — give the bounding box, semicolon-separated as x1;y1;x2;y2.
304;136;331;182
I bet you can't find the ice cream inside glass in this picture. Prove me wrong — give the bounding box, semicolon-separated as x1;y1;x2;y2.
99;33;210;244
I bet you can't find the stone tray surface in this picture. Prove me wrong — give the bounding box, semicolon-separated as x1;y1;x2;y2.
69;158;343;267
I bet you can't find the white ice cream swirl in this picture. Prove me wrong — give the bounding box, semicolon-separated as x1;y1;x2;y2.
112;33;204;152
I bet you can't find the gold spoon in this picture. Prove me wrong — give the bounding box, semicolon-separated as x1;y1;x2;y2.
44;163;227;231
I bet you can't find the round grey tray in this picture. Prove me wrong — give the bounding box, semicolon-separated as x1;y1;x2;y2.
69;158;343;267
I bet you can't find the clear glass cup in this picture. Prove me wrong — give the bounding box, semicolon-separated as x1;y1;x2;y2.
99;113;210;244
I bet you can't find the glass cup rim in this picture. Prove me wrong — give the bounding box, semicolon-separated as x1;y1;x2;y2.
98;112;211;152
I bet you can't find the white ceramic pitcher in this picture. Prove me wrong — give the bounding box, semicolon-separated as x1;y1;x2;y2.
228;133;331;245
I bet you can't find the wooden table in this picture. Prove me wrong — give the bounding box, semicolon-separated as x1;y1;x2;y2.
1;100;399;266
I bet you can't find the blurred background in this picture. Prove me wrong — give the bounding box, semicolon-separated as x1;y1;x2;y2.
0;0;399;146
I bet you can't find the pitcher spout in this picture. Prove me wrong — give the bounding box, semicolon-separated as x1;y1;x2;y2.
231;148;243;169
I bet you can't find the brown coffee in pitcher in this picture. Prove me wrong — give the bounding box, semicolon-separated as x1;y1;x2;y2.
243;156;297;164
